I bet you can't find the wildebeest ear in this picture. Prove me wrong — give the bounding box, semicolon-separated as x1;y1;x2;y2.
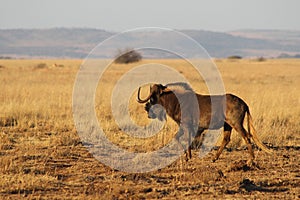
161;86;172;94
159;85;166;95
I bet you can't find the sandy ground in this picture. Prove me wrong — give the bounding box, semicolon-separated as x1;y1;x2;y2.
0;129;299;199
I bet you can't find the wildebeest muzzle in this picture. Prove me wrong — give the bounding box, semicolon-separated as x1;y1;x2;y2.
145;102;166;121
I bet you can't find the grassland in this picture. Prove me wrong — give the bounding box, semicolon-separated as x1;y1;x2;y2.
0;59;299;199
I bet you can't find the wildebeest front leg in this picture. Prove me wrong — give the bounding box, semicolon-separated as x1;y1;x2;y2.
175;125;193;161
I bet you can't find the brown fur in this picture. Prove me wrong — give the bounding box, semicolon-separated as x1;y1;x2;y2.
137;82;272;165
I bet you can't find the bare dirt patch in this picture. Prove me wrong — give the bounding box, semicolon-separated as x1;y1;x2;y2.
0;128;299;199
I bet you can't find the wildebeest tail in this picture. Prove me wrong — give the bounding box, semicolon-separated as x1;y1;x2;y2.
246;109;272;154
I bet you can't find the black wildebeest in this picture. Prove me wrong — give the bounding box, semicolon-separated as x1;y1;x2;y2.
136;82;271;165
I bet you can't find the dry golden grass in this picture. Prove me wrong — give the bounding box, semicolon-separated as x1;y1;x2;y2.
0;58;299;199
216;59;300;147
0;58;299;149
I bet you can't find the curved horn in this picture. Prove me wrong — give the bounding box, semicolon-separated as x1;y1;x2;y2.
136;87;152;103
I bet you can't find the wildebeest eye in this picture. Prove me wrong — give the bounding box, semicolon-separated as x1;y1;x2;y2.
150;96;156;104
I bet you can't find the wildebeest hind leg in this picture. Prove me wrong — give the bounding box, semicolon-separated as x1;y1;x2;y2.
234;124;255;166
212;122;232;162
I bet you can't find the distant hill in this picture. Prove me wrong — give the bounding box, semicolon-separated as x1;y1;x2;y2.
229;29;300;57
1;28;300;58
0;28;112;58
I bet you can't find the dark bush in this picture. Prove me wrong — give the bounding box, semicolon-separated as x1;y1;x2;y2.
35;63;48;69
114;49;142;64
256;57;266;62
227;55;242;59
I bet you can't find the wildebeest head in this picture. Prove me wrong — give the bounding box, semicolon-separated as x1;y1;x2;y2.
137;84;171;121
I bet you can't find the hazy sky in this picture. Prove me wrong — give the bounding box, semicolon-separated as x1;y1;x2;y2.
1;0;299;31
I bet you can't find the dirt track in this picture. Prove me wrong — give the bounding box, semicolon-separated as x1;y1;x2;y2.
0;129;299;199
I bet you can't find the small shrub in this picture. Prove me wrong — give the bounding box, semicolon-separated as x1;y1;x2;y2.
228;55;242;60
114;49;142;64
256;57;266;62
53;63;64;68
35;63;48;69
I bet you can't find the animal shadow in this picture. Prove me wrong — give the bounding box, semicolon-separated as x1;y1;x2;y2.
239;179;289;193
